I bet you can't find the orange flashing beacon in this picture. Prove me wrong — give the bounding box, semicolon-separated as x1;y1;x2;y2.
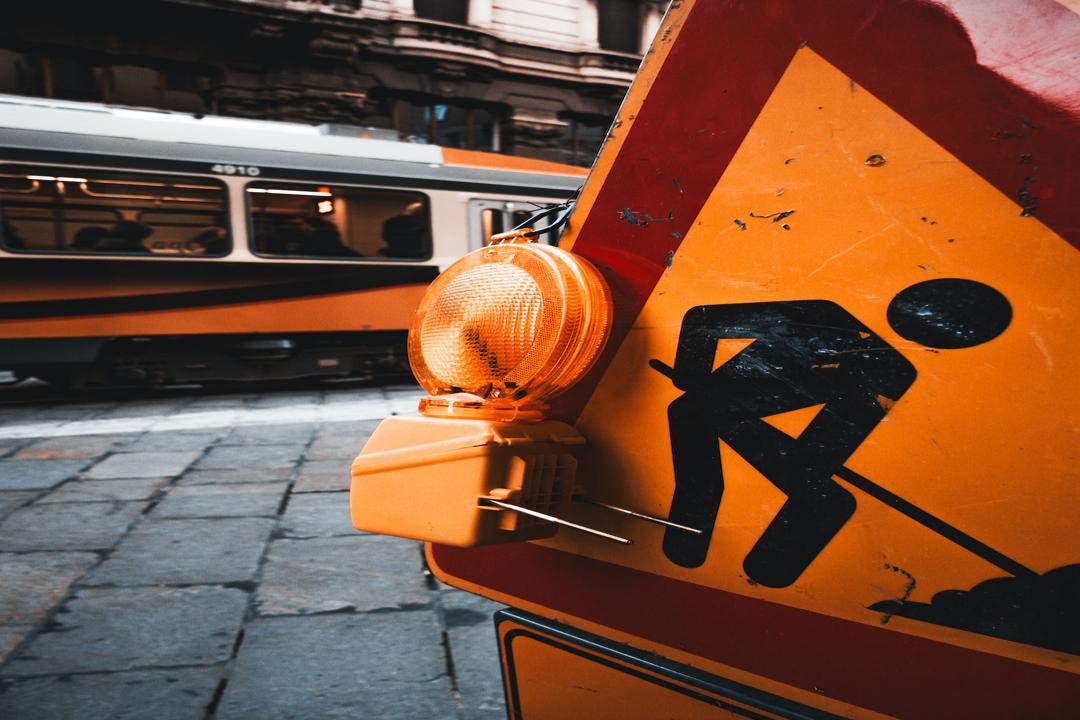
351;232;632;547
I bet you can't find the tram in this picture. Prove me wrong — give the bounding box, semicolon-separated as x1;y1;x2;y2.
0;95;583;387
349;0;1079;718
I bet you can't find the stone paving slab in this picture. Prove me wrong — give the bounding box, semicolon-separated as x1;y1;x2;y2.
0;384;503;719
0;502;146;551
175;467;293;485
0;667;223;720
193;444;305;471
83;451;202;479
86;517;275;586
37;477;171;503
305;425;375;460
291;459;349;493
152;482;288;518
96;400;192;418
0;625;32;664
216;612;456;720
0;459;91;490
246;391;323;408
2;585;248;675
0;491;36;520
15;404;117;422
323;391;373;405
0;439;28;458
173;426;231;436
317;419;386;434
439;588;507;720
0;552;99;624
116;432;221;453
0;405;30;422
279;491;355;538
13;434;137;460
181;394;257;410
220;423;318;446
257;536;429;615
386;390;425;415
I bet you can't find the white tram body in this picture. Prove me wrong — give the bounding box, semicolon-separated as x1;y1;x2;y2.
0;95;585;386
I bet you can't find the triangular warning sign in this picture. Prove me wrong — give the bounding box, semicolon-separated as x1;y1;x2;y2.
435;1;1080;715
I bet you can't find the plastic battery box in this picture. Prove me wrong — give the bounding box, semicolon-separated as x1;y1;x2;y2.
349;415;584;547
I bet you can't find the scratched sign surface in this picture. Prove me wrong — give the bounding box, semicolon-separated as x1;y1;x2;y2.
428;2;1080;718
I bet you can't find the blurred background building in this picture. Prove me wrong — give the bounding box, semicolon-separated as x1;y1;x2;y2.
0;0;664;165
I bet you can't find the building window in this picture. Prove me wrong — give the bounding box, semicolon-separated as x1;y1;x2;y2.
104;65;209;113
247;183;430;261
598;0;641;54
0;53;100;102
398;100;500;151
414;0;468;24
0;52;209;113
0;166;229;256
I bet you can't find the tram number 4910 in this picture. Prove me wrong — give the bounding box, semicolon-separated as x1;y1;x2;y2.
211;164;261;177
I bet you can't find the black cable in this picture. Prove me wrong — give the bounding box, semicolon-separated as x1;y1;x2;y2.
509;186;582;239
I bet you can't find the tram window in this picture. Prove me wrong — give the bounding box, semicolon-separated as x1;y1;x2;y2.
478;207;560;247
480;208;506;242
0;166;229;256
247;183;431;261
511;209;558;245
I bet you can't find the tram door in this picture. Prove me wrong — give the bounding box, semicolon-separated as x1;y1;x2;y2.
354;1;1079;718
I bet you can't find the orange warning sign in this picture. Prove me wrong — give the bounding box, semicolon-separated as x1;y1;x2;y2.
571;46;1078;662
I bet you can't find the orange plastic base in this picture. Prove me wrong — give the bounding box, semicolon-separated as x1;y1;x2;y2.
349;415;583;547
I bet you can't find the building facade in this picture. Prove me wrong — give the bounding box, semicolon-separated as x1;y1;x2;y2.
0;1;664;164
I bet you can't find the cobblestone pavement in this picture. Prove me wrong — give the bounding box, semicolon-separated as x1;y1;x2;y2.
0;385;507;720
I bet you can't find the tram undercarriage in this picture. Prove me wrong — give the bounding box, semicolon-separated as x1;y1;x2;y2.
1;331;410;388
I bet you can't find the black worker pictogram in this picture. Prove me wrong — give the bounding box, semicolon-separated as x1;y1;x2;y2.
651;279;1013;588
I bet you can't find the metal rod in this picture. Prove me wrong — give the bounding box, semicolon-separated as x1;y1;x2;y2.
481;499;633;545
834;466;1037;579
576;496;703;535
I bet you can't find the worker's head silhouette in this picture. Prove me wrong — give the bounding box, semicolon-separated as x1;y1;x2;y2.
887;278;1011;349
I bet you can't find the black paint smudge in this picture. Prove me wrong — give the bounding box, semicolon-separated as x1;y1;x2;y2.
869;564;1080;654
749;210;795;223
879;564;917;625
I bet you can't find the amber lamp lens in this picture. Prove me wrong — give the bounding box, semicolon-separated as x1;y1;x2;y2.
408;241;612;411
